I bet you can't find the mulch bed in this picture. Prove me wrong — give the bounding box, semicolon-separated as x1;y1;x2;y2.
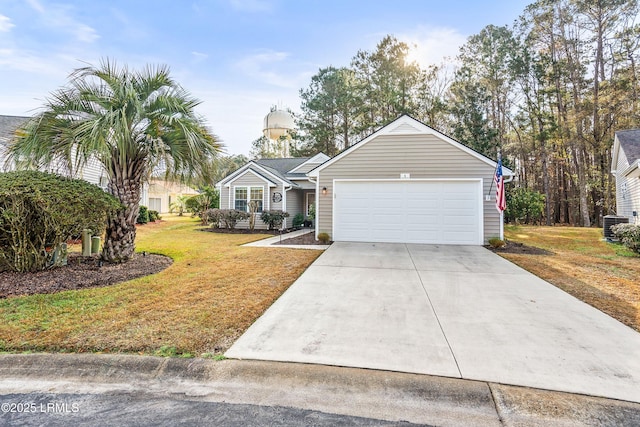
486;240;553;255
274;231;332;246
0;253;172;299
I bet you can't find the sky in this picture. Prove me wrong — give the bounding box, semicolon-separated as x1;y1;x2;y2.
0;0;531;156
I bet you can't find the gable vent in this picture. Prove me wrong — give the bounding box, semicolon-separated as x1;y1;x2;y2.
387;123;422;134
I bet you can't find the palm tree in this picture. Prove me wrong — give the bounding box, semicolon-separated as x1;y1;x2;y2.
9;60;222;262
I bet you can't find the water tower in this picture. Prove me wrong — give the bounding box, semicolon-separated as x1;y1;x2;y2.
263;107;295;157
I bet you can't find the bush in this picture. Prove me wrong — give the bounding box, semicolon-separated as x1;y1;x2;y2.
148;210;161;222
186;186;220;218
0;170;121;272
611;223;640;253
505;187;545;224
218;209;249;230
203;208;224;228
292;213;305;228
317;232;331;244
488;237;505;248
260;210;290;230
137;205;150;224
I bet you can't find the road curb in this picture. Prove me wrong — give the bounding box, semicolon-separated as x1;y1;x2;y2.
1;354;639;426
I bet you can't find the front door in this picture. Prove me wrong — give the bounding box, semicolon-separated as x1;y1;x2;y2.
305;192;315;217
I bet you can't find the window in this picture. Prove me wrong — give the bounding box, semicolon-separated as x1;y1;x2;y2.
235;187;247;211
250;187;263;212
235;186;264;212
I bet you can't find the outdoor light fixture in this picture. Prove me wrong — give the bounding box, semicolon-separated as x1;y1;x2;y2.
322;187;327;195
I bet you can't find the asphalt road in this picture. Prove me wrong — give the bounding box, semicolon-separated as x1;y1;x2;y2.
1;355;640;426
0;392;422;427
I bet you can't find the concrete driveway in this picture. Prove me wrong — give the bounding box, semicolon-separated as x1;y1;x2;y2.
226;242;640;403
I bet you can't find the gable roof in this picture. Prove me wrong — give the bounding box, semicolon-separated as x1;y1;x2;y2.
307;115;514;177
216;153;330;188
612;129;640;177
255;158;309;175
616;129;640;163
0;115;29;144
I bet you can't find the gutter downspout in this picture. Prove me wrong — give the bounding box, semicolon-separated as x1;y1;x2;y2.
307;176;319;241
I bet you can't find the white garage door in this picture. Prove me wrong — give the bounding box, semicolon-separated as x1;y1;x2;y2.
333;180;482;245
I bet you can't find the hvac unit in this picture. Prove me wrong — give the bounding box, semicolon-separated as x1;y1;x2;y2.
603;215;629;240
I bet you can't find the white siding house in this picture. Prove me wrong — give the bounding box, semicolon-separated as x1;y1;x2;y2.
612;129;640;224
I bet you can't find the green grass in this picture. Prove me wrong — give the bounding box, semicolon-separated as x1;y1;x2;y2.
0;215;321;356
502;225;640;332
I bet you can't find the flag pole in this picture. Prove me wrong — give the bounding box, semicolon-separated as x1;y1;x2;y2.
497;149;504;240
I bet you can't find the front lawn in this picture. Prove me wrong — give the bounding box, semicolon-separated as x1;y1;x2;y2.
502;225;640;332
0;215;321;356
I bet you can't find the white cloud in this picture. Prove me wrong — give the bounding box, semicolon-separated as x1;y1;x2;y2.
26;0;100;43
229;0;274;13
0;15;15;32
191;51;209;62
399;27;467;68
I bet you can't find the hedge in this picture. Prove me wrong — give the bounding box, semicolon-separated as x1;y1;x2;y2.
0;170;121;272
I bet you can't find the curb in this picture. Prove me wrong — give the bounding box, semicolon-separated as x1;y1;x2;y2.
1;354;640;426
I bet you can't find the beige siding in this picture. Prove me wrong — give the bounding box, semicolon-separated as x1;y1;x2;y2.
293;162;323;174
615;150;640;224
285;189;302;228
228;172;271;229
317;134;500;243
220;186;230;209
269;184;285;211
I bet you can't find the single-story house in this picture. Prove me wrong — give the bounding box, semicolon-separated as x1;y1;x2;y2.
141;178;200;214
219;115;513;244
217;153;331;229
611;129;640;224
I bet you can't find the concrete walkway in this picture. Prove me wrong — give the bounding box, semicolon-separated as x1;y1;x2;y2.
226;242;640;403
243;229;329;250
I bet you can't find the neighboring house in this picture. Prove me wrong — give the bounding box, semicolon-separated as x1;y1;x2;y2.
140;178;200;213
219;115;513;244
0;115;30;171
217;153;330;229
1;114;194;212
611;129;640;224
0;114;107;186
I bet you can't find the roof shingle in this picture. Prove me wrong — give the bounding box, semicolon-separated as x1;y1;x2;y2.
616;129;640;164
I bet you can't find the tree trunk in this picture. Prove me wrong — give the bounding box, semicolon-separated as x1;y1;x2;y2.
102;174;142;263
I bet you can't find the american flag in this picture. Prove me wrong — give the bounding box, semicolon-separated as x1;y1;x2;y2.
495;159;506;212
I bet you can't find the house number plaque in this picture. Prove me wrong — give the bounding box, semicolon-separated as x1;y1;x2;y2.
272;192;282;203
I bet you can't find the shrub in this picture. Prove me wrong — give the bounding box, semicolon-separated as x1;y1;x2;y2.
221;209;249;229
0;170;121;272
186;186;220;218
137;205;150;224
260;210;290;230
148;210;161;222
204;209;223;228
317;232;331;244
611;223;640;253
292;213;305;228
488;237;506;248
505;187;545;224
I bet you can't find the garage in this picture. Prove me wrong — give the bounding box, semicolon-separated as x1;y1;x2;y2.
308;115;513;244
333;179;482;245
